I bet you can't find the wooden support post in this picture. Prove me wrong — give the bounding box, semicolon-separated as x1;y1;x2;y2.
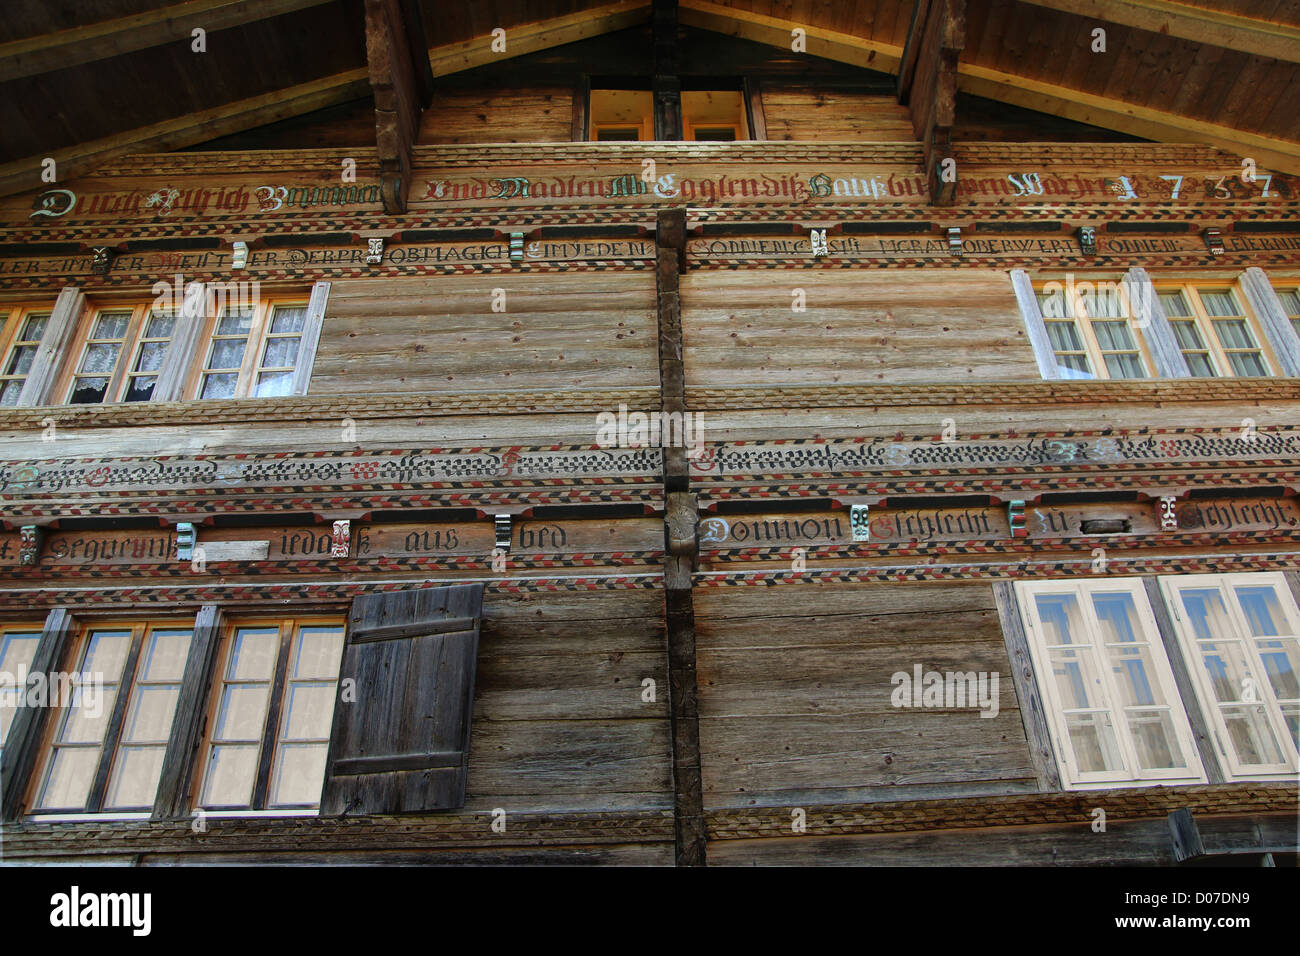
656;207;704;866
1168;808;1207;864
364;0;434;214
653;0;682;140
899;0;965;205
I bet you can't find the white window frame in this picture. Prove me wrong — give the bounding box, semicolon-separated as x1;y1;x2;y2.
1158;572;1300;781
1016;578;1207;790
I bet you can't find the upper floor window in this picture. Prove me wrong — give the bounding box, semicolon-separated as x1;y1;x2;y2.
194;300;308;400
30;621;194;813
60;303;176;404
1016;579;1204;788
0;307;51;406
196;617;344;810
1159;573;1298;780
1157;284;1275;377
1034;282;1150;379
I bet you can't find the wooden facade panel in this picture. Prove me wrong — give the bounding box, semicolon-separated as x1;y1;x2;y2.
419;87;574;144
760;87;916;141
695;582;1035;808
706;812;1297;866
681;270;1039;387
463;718;673;811
312;273;658;393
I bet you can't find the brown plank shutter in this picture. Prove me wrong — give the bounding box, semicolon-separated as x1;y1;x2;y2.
321;583;483;815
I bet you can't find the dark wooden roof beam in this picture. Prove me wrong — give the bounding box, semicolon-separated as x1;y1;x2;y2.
903;0;966;205
365;0;433;214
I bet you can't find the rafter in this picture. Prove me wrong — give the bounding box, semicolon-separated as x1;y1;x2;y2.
900;0;966;205
678;0;1300;175
1015;0;1300;64
0;0;335;83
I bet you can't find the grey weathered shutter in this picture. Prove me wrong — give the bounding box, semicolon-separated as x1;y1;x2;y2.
321;583;484;815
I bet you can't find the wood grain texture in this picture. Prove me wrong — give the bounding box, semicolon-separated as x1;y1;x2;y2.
681;269;1040;388
760;86;915;141
419;88;574;144
311;273;658;394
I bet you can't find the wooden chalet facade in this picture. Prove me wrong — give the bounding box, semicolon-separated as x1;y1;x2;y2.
0;0;1297;868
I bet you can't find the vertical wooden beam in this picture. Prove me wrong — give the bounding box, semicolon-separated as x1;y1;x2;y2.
154;605;225;820
653;0;682;140
656;207;704;866
742;77;766;140
899;0;964;205
992;583;1062;792
572;74;591;142
365;0;433;214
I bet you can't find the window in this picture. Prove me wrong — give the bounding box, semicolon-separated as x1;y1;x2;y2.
1157;284;1275;377
1034;281;1150;379
196;618;344;810
683;90;746;141
193;299;308;399
30;621;193;812
589;90;652;141
0;623;44;759
0;308;51;406
1275;287;1300;339
61;304;176;404
1016;580;1205;789
1159;573;1299;780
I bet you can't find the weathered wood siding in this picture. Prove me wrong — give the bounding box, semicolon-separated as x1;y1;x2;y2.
465;590;672;812
695;582;1037;809
760;87;915;141
311;273;658;394
420;87;574;143
681;270;1039;388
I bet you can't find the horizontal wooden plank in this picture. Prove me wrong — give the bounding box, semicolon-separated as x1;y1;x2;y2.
333;752;464;775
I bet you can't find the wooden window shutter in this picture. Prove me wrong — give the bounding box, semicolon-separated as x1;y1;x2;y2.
1009;270;1060;380
151;281;208;402
1125;267;1191;378
288;280;330;396
16;287;83;406
1240;268;1300;378
320;583;484;815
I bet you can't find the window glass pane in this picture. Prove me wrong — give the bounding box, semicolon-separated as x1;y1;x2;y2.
78;342;120;374
200;373;238;399
124;377;156;403
92;312;131;339
145;313;176;338
0;380;21;406
1219;704;1285;767
21;314;48;340
201;744;260;806
1035;593;1087;645
1234;586;1289;637
1184;353;1216;377
260;337;299;369
1158;291;1191;317
69;378;110;404
6;344;37;376
142;629;192;680
281;683;335;739
229;629;279;680
1102;352;1146;379
217;311;254;335
0;631;42;746
294;627;344;679
1225;351;1268;377
1062;710;1124;774
1198;289;1241;316
134;341;168;373
1036;291;1070;318
1179;588;1233;640
104;747;166;809
269;743;328;807
37;748;100;810
1082;289;1125;318
1211;318;1257;350
208;338;246;370
1125;709;1186;771
269;307;307;334
1256;638;1300;703
215;684;270;741
1091;320;1136;351
254;370;294;397
1169;319;1205;350
1044;321;1084;352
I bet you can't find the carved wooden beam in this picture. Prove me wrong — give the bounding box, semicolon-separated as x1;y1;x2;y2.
364;0;433;214
900;0;965;205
